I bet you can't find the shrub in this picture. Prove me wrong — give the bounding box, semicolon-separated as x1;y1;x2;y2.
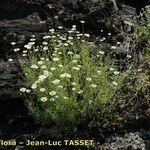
14;25;125;125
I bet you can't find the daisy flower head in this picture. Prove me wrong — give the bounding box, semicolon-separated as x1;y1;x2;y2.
60;73;71;78
84;33;90;37
14;48;20;52
73;67;80;71
112;81;118;86
43;46;48;51
90;84;97;88
31;83;37;89
11;42;16;45
43;35;51;39
40;88;46;92
80;20;85;24
40;97;48;102
114;71;120;75
58;26;63;29
49;91;56;96
86;77;92;81
64;97;68;100
99;51;105;54
41;65;47;69
42;42;48;45
31;64;38;69
72;60;78;63
49;28;55;33
77;90;83;94
52;79;60;84
111;46;117;50
38;61;43;65
50;98;55;102
20;87;26;92
51;67;56;71
8;58;13;62
53;57;59;62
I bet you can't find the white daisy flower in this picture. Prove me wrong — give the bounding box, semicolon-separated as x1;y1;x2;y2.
80;20;85;24
14;48;20;52
49;28;55;33
58;85;63;88
38;61;43;65
24;44;32;50
52;35;56;38
64;43;69;46
51;67;56;71
58;52;62;55
90;84;97;88
40;88;46;92
11;42;16;45
97;70;101;74
127;55;132;58
60;73;71;78
42;42;48;45
8;58;13;62
31;84;37;89
64;97;68;100
110;67;115;71
22;54;27;57
40;57;45;61
72;82;77;86
23;50;27;53
58;26;63;29
26;89;31;93
38;75;47;81
68;51;73;55
41;65;47;69
43;46;48;51
28;42;35;46
43;35;51;39
112;81;118;86
43;70;50;76
52;79;60;84
114;71;120;75
68;36;73;40
50;98;55;102
31;64;38;69
34;49;39;52
58;64;63;68
99;51;104;54
75;54;80;59
111;46;117;50
19;87;26;92
30;38;36;41
40;97;47;102
73;67;80;70
117;42;121;45
53;57;59;62
77;90;83;94
49;91;56;96
72;60;78;63
86;77;92;81
72;88;76;91
84;33;90;37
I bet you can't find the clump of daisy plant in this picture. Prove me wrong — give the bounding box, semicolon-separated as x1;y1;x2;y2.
16;23;125;125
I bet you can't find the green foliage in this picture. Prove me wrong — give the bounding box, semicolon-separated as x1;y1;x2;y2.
135;5;150;54
16;26;125;125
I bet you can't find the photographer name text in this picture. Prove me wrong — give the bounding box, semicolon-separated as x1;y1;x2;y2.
0;139;94;146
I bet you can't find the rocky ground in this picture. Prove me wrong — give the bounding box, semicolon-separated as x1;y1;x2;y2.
0;0;150;149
